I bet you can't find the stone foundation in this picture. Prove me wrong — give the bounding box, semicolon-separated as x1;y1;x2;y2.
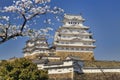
74;73;120;80
24;53;49;60
48;72;120;80
49;72;73;80
55;51;94;60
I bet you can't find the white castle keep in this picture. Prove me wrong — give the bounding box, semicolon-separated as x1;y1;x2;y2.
54;14;96;60
54;14;95;52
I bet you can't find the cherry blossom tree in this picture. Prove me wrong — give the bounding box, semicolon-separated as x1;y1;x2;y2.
0;0;64;44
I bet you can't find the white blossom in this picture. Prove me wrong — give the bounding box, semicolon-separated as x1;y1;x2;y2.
4;6;17;12
35;0;51;4
0;16;9;21
46;27;53;31
22;0;27;2
54;6;57;10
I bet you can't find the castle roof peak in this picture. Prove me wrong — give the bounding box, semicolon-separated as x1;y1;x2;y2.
64;14;85;21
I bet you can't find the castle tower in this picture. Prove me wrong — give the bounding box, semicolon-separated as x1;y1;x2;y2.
54;14;96;60
23;35;49;57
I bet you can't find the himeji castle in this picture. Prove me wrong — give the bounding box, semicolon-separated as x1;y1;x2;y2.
54;14;96;60
23;14;96;60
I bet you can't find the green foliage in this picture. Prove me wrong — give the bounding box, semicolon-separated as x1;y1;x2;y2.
0;58;48;80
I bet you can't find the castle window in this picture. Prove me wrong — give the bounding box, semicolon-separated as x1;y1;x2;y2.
66;48;69;50
86;48;89;51
69;70;72;71
74;22;77;24
58;70;61;72
79;48;81;50
61;42;64;44
71;48;74;50
81;31;85;33
85;36;89;39
63;36;66;38
81;48;84;51
62;47;64;50
89;43;92;45
83;43;87;45
30;42;33;44
65;42;68;44
77;30;80;32
76;48;79;50
89;48;93;51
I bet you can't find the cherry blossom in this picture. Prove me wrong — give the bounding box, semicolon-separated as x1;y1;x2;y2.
0;0;64;44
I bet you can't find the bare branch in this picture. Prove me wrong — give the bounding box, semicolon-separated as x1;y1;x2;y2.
0;32;23;44
4;24;10;39
20;14;27;32
27;12;46;20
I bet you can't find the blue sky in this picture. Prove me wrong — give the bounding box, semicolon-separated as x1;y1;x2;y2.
0;0;120;61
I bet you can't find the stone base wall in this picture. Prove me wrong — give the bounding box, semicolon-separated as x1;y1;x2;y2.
24;53;49;60
74;73;120;80
55;51;94;60
48;72;120;80
49;72;73;80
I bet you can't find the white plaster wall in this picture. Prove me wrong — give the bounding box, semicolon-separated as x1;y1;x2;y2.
48;67;73;74
82;68;120;73
27;43;34;46
24;53;31;57
32;50;49;54
42;57;60;60
56;43;94;47
43;61;73;69
63;61;73;66
37;64;44;69
56;49;93;53
47;57;60;60
44;65;63;69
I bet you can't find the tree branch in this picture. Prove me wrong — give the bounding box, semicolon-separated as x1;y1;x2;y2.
27;12;46;20
20;14;27;32
0;32;23;44
4;24;10;40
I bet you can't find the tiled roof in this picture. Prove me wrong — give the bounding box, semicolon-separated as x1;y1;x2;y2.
44;65;73;69
32;59;49;64
44;61;63;66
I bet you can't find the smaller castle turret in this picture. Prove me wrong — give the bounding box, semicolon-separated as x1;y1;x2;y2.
23;35;49;57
